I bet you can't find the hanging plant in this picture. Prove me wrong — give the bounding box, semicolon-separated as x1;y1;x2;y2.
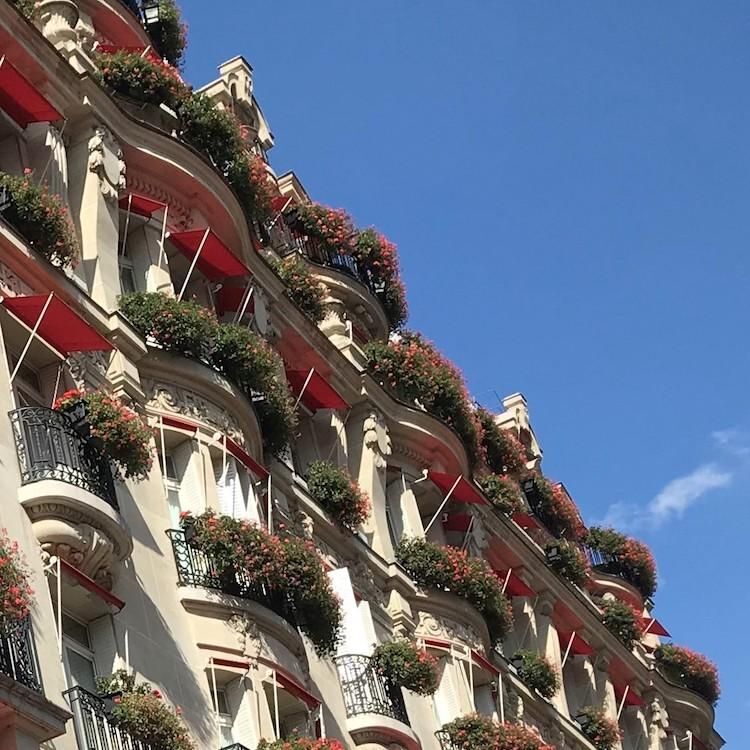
54;390;153;480
10;0;36;20
0;531;33;629
511;650;559;699
438;714;554;750
655;644;720;705
477;407;529;478
95;670;193;750
180;512;342;656
0;171;79;268
545;540;590;587
94;50;187;110
396;537;513;645
370;640;439;696
576;706;621;750
287;203;356;257
257;739;346;750
305;461;370;531
523;474;585;540
585;526;657;599
365;332;482;468
599;598;643;650
477;474;525;515
270;255;327;323
148;0;188;69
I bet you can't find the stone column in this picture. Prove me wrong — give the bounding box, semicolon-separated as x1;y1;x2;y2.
67;123;126;312
535;593;569;715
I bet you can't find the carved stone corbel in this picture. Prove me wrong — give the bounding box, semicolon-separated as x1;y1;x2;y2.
88;126;126;203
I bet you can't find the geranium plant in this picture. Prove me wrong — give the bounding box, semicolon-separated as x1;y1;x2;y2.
477;407;529;478
287;202;356;257
257;739;346;750
305;461;370;531
512;650;559;699
477;474;525;515
180;512;342;655
10;0;36;19
655;644;720;705
365;332;482;467
396;537;513;645
545;540;590;587
523;474;585;540
0;531;33;629
271;255;327;323
54;390;153;480
0;171;78;267
95;670;192;750
576;706;621;750
438;714;553;750
370;640;438;695
94;50;187;110
599;598;643;650
148;0;187;68
585;526;657;599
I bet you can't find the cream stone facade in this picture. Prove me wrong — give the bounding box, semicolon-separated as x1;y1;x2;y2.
0;3;723;750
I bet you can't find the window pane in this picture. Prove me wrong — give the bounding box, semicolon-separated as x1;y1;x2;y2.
66;649;97;693
62;613;90;647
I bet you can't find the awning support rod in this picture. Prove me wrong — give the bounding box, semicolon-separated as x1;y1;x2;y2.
38;119;68;185
120;193;132;256
617;684;629;719
177;227;210;301
9;291;54;384
156;206;169;274
560;630;576;669
234;283;255;324
293;367;315;411
424;475;462;533
500;568;513;596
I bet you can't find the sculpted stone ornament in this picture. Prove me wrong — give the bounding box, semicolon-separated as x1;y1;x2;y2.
127;175;192;230
363;410;391;469
68;351;109;391
346;557;386;606
0;262;34;298
88;126;126;203
647;695;669;749
415;611;482;650
38;0;79;49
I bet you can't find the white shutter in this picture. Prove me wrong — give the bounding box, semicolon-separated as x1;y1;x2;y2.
434;659;462;725
226;676;257;748
474;684;497;720
327;568;371;656
214;457;236;517
237;468;261;523
174;441;204;515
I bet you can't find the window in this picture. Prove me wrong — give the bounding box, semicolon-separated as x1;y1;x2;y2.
262;678;311;739
213;455;258;522
119;255;137;294
62;612;98;693
9;354;46;407
159;451;183;527
212;686;234;746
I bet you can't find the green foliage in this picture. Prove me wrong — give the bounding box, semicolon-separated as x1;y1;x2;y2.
545;540;590;587
439;714;553;750
396;537;513;645
576;706;621;750
305;461;370;530
599;598;643;650
476;407;528;477
0;531;33;628
93;51;187;109
524;474;584;540
0;172;79;267
512;650;559;699
370;640;438;695
271;255;327;322
10;0;36;20
477;474;524;515
149;0;187;68
655;644;720;705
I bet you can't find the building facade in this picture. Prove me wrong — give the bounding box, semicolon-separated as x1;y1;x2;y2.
0;2;723;750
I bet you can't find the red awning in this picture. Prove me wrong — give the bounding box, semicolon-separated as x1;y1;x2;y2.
286;368;348;411
512;512;541;529
495;569;535;598
159;415;198;434
271;194;293;212
225;436;269;480
168;229;249;281
95;44;163;63
442;513;473;532
614;683;644;707
641;617;670;637
0;57;61;127
558;631;594;657
257;657;320;709
217;285;255;316
428;471;487;506
60;559;125;612
119;193;167;218
2;295;112;356
471;650;499;676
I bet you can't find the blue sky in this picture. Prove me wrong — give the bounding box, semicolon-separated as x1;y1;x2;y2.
181;1;746;742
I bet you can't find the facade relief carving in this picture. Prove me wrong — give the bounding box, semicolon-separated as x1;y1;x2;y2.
647;695;669;749
88;126;126;202
415;611;482;651
0;261;34;298
68;351;109;390
126;175;192;230
363;410;391;469
345;557;387;607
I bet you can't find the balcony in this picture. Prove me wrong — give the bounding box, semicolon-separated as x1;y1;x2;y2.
10;407;117;509
0;617;42;694
580;544;644;607
65;685;149;750
220;745;251;750
435;729;458;750
167;528;298;629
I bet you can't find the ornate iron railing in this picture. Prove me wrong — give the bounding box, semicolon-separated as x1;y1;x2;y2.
65;685;152;750
0;617;42;693
580;545;617;569
167;528;298;629
435;729;461;750
335;654;410;726
220;745;252;750
9;407;118;509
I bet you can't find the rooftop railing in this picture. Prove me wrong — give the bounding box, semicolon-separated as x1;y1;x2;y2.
9;406;118;509
335;654;410;726
0;617;42;693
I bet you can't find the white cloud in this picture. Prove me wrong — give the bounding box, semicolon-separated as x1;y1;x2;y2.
647;463;731;527
711;428;750;458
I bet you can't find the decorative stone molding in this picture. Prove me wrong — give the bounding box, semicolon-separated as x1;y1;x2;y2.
38;0;79;48
389;440;430;470
346;557;387;606
363;410;392;469
74;10;97;55
126;175;193;231
415;611;482;651
68;351;109;391
536;593;556;618
0;261;34;298
88;127;126;203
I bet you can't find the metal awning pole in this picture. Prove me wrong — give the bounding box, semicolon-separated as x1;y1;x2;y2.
159;416;167;499
124;629;130;674
293;367;315;411
617;684;629;720
233;283;255;324
266;474;272;532
273;670;280;739
424;475;462;533
561;631;576;669
500;568;513;596
642;618;655;636
157;207;169;272
460;516;474;551
10;291;54;384
50;362;63;407
38;119;68;185
120;193;132;256
210;658;219;718
177;227;210;301
266;196;292;231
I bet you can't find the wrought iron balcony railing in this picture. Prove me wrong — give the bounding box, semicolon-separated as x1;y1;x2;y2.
580;545;617;569
435;729;461;750
9;407;118;509
220;745;251;750
0;617;42;693
335;654;410;726
167;528;298;629
65;685;150;750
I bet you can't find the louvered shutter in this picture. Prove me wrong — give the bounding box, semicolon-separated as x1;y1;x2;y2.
434;659;462;725
226;675;257;747
327;568;371;656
